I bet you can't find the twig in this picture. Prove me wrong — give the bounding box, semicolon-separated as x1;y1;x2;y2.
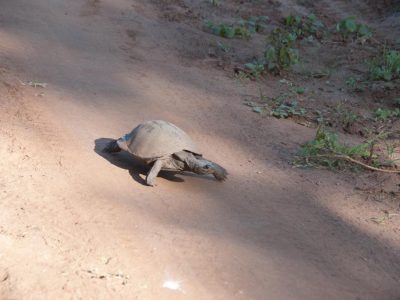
313;154;400;173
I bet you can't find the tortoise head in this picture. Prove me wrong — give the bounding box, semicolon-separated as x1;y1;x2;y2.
173;151;227;181
192;158;228;181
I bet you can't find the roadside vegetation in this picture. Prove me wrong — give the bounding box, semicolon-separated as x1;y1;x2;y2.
201;3;399;174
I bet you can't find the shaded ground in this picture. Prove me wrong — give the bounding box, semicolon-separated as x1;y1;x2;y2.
0;0;399;299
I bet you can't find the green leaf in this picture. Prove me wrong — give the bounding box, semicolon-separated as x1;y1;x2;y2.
382;68;393;81
252;106;263;113
308;14;316;22
265;47;277;61
224;26;235;38
357;24;371;37
296;87;305;94
344;17;357;32
244;63;256;70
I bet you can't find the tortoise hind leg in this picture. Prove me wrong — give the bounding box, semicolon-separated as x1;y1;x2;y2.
103;139;121;153
146;159;163;186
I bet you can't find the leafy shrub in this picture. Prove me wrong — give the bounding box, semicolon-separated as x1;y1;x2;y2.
247;16;270;33
209;0;221;6
284;15;302;31
345;76;366;92
334;104;360;130
336;16;372;41
242;28;300;76
264;28;300;73
369;49;400;81
244;91;307;118
206;21;250;38
271;101;306;118
206;16;269;39
300;127;400;172
244;62;265;79
302;127;371;158
284;14;324;39
301;127;372;169
374;107;400;121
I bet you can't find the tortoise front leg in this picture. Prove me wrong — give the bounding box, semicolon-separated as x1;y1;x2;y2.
146;159;163;186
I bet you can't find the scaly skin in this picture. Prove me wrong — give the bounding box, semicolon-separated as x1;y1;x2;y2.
174;151;228;181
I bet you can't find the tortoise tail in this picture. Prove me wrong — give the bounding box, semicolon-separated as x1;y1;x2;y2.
211;162;228;181
103;139;121;153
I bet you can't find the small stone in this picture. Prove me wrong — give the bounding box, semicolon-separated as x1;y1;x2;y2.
1;270;9;282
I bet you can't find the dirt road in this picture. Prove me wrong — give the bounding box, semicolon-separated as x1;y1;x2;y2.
0;0;399;299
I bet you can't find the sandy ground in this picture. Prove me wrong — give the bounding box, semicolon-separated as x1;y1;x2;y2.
0;0;399;299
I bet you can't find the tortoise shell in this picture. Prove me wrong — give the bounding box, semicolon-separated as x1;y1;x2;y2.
118;120;200;161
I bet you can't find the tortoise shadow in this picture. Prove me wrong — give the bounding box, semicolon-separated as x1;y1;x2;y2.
94;138;189;186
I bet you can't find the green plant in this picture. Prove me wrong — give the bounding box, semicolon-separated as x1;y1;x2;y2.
345;76;357;88
284;14;324;39
335;104;360;130
209;0;221;6
247;16;270;33
206;21;246;38
244;61;265;79
341;111;359;128
271;101;306;118
368;49;400;81
303;127;370;156
264;28;300;73
336;16;372;41
206;16;269;39
345;76;366;92
315;110;326;125
243;89;269;113
301;127;373;169
294;86;305;94
244;90;307;118
306;14;324;35
284;15;302;36
373;107;400;121
300;127;400;172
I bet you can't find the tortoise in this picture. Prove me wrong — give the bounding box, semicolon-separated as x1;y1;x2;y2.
103;120;227;186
